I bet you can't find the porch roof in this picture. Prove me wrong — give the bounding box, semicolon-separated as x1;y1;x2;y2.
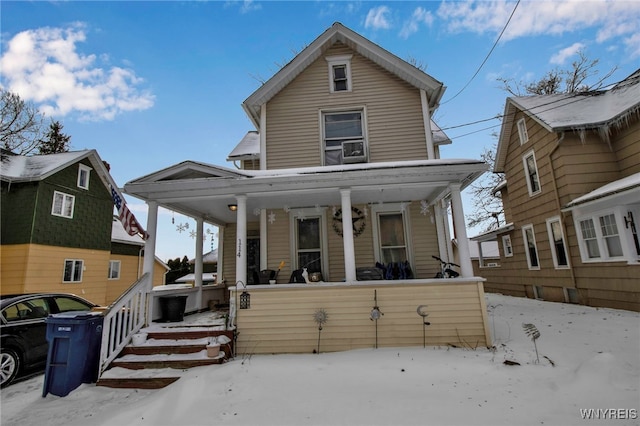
124;159;488;226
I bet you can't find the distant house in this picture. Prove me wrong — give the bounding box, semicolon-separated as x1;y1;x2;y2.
123;22;492;354
472;69;640;311
0;149;161;305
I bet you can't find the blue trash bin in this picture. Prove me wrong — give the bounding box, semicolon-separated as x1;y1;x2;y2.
42;311;104;397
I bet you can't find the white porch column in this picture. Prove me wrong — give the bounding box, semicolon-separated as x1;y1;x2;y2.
194;218;204;311
434;200;449;263
195;218;204;288
143;201;158;288
450;184;473;277
260;104;267;170
260;210;267;270
217;227;224;285
340;189;357;282
420;89;436;160
235;195;248;288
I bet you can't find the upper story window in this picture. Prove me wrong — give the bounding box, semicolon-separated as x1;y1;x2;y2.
517;118;528;145
77;164;91;189
326;55;352;93
522;150;541;196
322;109;367;165
52;191;75;218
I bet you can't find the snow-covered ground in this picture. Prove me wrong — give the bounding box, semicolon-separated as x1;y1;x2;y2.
1;294;638;426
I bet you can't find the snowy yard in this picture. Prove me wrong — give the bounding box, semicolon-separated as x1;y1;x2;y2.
1;293;638;426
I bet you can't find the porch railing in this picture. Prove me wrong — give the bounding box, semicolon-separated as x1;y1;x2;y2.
98;273;151;376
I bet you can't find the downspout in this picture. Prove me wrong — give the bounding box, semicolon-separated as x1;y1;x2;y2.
548;132;578;294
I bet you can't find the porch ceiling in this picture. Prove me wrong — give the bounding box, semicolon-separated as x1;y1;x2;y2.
124;160;488;226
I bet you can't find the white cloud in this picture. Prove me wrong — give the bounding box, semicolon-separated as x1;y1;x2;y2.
240;0;262;14
436;0;640;55
365;6;392;30
400;7;434;39
550;42;585;65
0;24;154;121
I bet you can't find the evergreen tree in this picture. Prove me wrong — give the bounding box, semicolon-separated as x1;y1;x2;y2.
37;120;71;154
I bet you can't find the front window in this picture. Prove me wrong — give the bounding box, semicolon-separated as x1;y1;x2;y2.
52;191;75;218
599;214;623;257
547;217;569;268
323;110;367;165
63;259;83;282
523;151;541;196
296;217;322;273
522;225;540;269
378;213;407;264
577;211;630;262
580;218;601;259
108;260;121;280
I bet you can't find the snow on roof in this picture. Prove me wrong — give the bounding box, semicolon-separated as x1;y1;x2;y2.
227;131;260;161
512;70;640;133
189;249;218;264
564;172;640;208
111;216;145;245
174;272;217;283
0;150;95;182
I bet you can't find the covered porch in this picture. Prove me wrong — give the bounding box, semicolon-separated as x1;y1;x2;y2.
123;159;492;353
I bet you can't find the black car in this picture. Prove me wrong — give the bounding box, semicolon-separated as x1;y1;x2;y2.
0;293;98;387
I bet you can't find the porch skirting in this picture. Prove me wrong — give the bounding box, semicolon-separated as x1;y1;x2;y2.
230;279;491;354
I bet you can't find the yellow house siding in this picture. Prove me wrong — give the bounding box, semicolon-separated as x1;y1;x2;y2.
408;202;440;279
6;244;111;305
265;211;291;283
265;43;427;169
0;244;29;294
233;280;490;354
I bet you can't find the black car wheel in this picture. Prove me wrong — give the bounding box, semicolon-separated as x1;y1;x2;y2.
0;348;20;387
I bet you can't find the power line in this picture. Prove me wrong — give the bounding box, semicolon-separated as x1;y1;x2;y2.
441;0;521;105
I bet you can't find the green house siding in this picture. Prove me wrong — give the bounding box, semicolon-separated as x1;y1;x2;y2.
111;241;144;256
1;181;38;244
1;159;113;250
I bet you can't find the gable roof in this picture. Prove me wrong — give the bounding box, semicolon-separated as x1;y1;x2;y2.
495;69;640;172
1;149;119;192
241;22;446;129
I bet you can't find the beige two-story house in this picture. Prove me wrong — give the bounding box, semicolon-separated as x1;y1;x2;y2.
472;70;640;312
124;23;492;353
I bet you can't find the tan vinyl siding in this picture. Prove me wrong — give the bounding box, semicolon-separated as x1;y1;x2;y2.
612;122;640;177
232;280;491;354
265;43;427;170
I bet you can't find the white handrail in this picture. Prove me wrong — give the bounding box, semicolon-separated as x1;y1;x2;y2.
98;273;151;376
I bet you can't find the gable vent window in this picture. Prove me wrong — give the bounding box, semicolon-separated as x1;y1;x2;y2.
322;110;367;165
326;55;352;93
517;118;528;145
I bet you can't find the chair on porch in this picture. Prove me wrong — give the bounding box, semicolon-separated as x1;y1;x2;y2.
251;269;275;284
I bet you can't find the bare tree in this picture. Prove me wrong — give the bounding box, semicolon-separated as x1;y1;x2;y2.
0;90;45;155
466;141;505;232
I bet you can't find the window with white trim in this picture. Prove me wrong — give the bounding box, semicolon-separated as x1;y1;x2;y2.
546;217;569;268
326;55;352;93
599;214;623;257
576;209;638;263
371;203;413;267
52;191;75;218
77;164;91;189
502;235;513;257
108;260;121;280
290;208;328;276
522;224;540;269
517;118;528;145
322;109;367;165
522;151;541;196
63;259;83;283
579;218;601;259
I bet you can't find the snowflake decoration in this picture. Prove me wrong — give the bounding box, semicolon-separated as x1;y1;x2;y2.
189;230;197;239
362;205;368;217
253;208;261;216
297;210;306;221
268;211;276;224
332;206;337;215
420;200;429;216
176;223;188;233
283;205;290;213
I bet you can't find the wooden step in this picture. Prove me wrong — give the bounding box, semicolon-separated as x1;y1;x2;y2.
97;376;180;389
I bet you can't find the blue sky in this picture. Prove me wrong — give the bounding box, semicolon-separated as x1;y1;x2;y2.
2;0;639;262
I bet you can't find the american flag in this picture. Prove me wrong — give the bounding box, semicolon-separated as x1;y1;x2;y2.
111;185;149;240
